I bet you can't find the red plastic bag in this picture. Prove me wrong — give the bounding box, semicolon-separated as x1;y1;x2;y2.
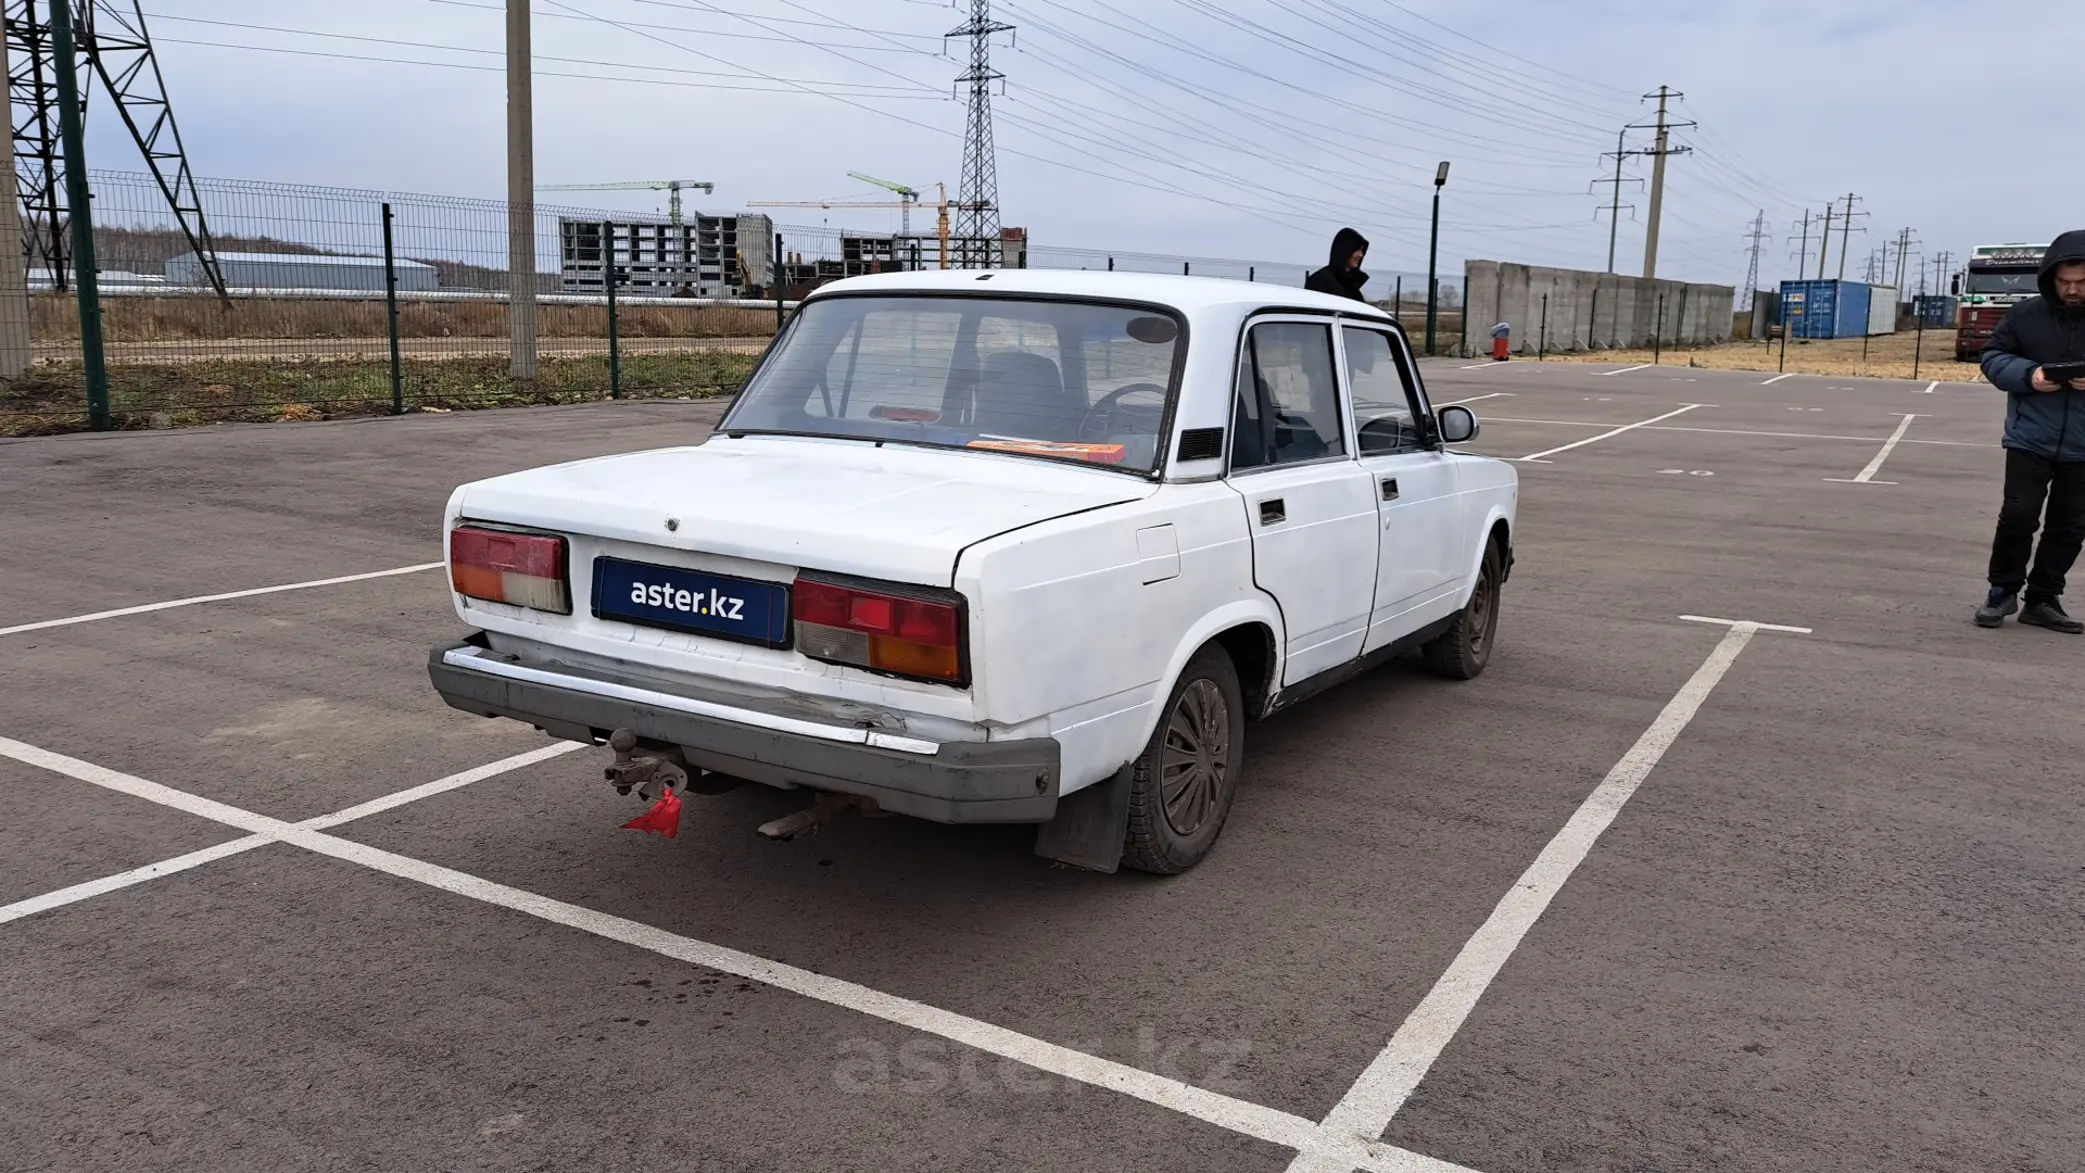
621;788;681;838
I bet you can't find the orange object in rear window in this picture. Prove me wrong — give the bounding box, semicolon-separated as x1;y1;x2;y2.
449;525;571;614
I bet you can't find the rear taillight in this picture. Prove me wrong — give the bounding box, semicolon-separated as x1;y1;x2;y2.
794;577;965;685
449;525;570;614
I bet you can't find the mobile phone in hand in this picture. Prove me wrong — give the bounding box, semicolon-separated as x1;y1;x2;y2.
2038;360;2085;384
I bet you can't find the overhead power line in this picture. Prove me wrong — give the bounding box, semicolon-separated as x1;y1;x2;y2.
413;0;937;51
153;36;943;97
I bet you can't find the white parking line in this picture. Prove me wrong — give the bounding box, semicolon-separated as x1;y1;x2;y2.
1516;404;1709;462
1825;413;1920;484
0;733;1466;1173
0;562;445;638
0;742;583;925
1286;617;1804;1171
1761;373;1797;385
1921;381;1938;394
0;836;268;926
1601;364;1653;376
1432;392;1513;406
1481;417;1988;448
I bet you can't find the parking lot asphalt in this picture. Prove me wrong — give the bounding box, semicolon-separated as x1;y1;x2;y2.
4;358;2080;1173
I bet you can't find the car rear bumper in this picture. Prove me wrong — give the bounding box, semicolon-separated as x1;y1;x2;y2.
428;635;1060;823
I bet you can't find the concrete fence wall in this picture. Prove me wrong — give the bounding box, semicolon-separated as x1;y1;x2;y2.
1461;260;1736;356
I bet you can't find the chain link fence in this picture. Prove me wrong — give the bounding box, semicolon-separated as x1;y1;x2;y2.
2;170;1461;436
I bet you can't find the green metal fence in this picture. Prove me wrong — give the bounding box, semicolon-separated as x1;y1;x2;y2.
1;170;1458;437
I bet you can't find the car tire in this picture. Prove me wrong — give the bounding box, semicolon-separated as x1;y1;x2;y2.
1423;539;1503;681
1121;645;1243;875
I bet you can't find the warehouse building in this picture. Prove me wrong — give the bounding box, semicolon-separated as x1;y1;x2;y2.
165;250;438;292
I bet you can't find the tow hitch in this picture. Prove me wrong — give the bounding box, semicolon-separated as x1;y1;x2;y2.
604;729;745;839
603;729;687;801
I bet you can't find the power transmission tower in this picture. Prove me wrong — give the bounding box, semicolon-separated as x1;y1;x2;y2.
1789;208;1820;278
1832;192;1868;281
5;0;226;298
1891;226;1918;290
1740;210;1768;310
945;0;1011;270
1591;127;1643;274
1632;85;1694;280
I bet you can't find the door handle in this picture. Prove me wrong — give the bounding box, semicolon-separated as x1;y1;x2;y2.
1258;498;1286;524
1381;477;1399;501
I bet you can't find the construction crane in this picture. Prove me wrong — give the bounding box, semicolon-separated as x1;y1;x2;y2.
846;171;920;235
537;180;716;227
750;183;971;269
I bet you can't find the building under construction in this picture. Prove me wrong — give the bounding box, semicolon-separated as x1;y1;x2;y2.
767;228;1028;300
557;213;774;297
563;215;1029;298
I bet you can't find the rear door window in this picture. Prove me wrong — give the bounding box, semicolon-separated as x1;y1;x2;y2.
1229;321;1346;470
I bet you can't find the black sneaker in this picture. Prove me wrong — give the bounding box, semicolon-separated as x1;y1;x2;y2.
2019;599;2084;634
1975;591;2019;628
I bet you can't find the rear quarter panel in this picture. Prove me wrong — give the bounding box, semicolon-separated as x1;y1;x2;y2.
958;482;1267;794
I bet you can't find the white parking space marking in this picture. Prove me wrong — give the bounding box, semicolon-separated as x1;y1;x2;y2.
1516;404;1709;463
0;836;268;926
1761;373;1797;385
1681;615;1813;633
1433;392;1513;406
0;743;584;925
1601;364;1653;376
0;733;1466;1173
1482;417;1988;448
1287;618;1805;1171
1922;381;1938;394
1825;413;1921;485
0;562;446;638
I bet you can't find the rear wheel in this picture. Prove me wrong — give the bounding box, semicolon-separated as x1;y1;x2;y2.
1423;539;1503;680
1122;646;1243;875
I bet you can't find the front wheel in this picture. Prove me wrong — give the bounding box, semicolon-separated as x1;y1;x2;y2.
1121;646;1243;875
1423;540;1503;680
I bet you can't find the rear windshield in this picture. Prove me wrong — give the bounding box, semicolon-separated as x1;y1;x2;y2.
721;295;1184;474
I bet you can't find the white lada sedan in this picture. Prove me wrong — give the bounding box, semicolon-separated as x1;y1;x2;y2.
429;269;1517;873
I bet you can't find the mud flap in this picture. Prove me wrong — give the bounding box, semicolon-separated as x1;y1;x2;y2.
1032;762;1132;873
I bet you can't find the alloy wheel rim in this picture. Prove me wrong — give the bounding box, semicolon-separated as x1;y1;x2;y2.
1160;679;1230;836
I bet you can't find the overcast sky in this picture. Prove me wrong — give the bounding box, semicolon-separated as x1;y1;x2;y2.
83;0;2085;291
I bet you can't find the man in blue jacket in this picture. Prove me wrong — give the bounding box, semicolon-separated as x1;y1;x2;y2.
1976;230;2085;633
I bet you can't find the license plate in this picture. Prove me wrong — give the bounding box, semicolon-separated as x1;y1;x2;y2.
591;557;790;647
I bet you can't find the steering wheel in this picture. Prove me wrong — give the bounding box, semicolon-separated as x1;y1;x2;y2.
1080;382;1166;440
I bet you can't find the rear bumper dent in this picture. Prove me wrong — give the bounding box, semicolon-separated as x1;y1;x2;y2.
428;636;1060;823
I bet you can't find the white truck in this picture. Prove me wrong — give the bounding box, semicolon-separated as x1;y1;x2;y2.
428;269;1519;873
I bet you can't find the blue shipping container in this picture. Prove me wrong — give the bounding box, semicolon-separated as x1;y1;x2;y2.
1779;279;1871;339
1916;295;1957;329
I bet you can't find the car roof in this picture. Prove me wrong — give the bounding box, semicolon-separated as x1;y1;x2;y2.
802;268;1397;323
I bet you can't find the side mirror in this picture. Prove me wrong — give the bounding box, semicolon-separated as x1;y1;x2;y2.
1436;404;1479;444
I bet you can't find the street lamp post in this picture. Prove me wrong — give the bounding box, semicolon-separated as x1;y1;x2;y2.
1426;161;1449;356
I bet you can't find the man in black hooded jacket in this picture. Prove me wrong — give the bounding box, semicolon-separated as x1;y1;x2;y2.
1306;228;1369;302
1975;229;2085;633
